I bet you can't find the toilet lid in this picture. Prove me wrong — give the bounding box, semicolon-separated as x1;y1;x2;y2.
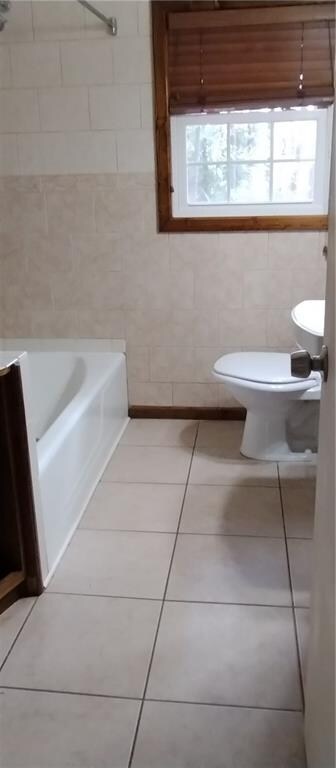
214;352;317;385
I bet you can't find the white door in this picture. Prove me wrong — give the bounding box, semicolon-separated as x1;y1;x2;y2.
304;117;335;765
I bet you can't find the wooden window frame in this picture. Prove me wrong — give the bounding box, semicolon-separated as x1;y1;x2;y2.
152;0;329;232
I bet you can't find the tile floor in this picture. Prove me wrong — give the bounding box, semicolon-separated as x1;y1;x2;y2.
0;419;314;768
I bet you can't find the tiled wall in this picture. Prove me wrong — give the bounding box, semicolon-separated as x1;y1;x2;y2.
0;1;327;406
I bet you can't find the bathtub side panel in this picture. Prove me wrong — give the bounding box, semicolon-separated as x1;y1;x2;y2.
39;354;128;580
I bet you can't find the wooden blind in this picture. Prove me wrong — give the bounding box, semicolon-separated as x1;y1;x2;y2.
168;3;335;113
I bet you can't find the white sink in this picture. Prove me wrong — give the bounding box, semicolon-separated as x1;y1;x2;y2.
291;300;325;355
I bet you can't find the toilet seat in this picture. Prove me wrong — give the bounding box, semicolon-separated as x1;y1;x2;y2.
214;352;320;391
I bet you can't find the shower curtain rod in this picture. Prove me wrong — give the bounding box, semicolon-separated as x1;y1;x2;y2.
77;0;117;35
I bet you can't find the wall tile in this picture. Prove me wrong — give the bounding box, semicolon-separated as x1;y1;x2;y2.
169;233;219;271
61;40;113;86
10;42;61;87
116;129;154;172
0;1;33;43
30;309;79;338
0;135;19;175
128;381;173;406
32;1;85;41
219;308;267;348
0;46;11;87
218;232;269;270
95;186;155;234
4;268;52;311
170;268;194;310
72;233;123;272
0;189;46;235
243;270;292;309
0;89;39;133
77;309;125;338
24;131;117;174
83;1;138;39
39;86;90;131
268;232;321;271
126;345;150;383
291;267;326;306
24;233;73;273
192;310;220;347
150;347;194;383
137;1;151;36
173;382;218;407
89;85;140;130
194;347;229;384
113;36;151;83
46;189;95;235
266;310;297;348
194;258;242;310
140;83;153;129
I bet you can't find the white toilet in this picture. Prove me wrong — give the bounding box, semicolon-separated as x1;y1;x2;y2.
213;352;321;462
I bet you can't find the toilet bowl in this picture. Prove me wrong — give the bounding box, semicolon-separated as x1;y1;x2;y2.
213;352;321;462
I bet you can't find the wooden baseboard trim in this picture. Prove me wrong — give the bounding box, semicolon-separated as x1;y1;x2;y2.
128;406;246;420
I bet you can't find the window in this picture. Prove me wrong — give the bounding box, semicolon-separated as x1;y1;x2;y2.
152;1;335;232
171;106;332;218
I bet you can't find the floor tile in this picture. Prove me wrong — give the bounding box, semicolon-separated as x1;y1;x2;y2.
147;602;302;710
121;419;198;447
282;486;315;538
167;534;291;605
0;688;140;768
0;593;160;698
288;539;312;608
196;421;244;459
0;598;35;667
132;701;306;768
48;529;175;599
180;485;283;536
103;446;192;484
189;453;278;486
295;608;310;685
80;482;184;532
278;462;316;488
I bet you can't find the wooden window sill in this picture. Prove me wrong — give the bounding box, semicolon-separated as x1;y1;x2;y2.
158;214;328;233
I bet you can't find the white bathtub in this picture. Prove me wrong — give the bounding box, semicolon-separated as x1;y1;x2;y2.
2;343;129;584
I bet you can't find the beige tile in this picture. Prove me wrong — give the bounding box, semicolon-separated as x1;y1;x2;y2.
167;534;290;605
49;529;174;599
268;232;320;271
173;382;219;407
95;186;155;236
39;87;90;131
128;382;173;407
46;190;95;235
288;539;312;608
282;486;315;538
266;309;297;347
90;84;140;129
0;46;11;87
219;232;269;271
219;308;267;347
0;135;19;175
279;462;317;489
192;309;220;347
80;482;184;532
243;270;292;310
140;83;153;128
150;347;194;383
72;233;123;272
0;688;139;768
291;267;326;307
295;608;310;684
103;445;192;484
0;89;40;133
168;233;219;271
0;598;35;667
10;42;61;87
127;346;150;383
76;308;125;338
133;701;306;768
0;593;160;697
193;347;228;384
189;452;278;487
180;485;283;536
121;419;197;447
138;1;151;36
61;40;114;86
147;602;302;709
196;420;244;457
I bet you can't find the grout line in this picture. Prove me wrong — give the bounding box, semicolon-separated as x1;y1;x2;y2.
127;422;200;768
277;464;306;710
100;479;280;489
0;685;303;714
0;598;39;674
78;527;288;539
44;591;297;609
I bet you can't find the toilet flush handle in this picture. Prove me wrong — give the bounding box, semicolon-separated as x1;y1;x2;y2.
291;346;329;382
